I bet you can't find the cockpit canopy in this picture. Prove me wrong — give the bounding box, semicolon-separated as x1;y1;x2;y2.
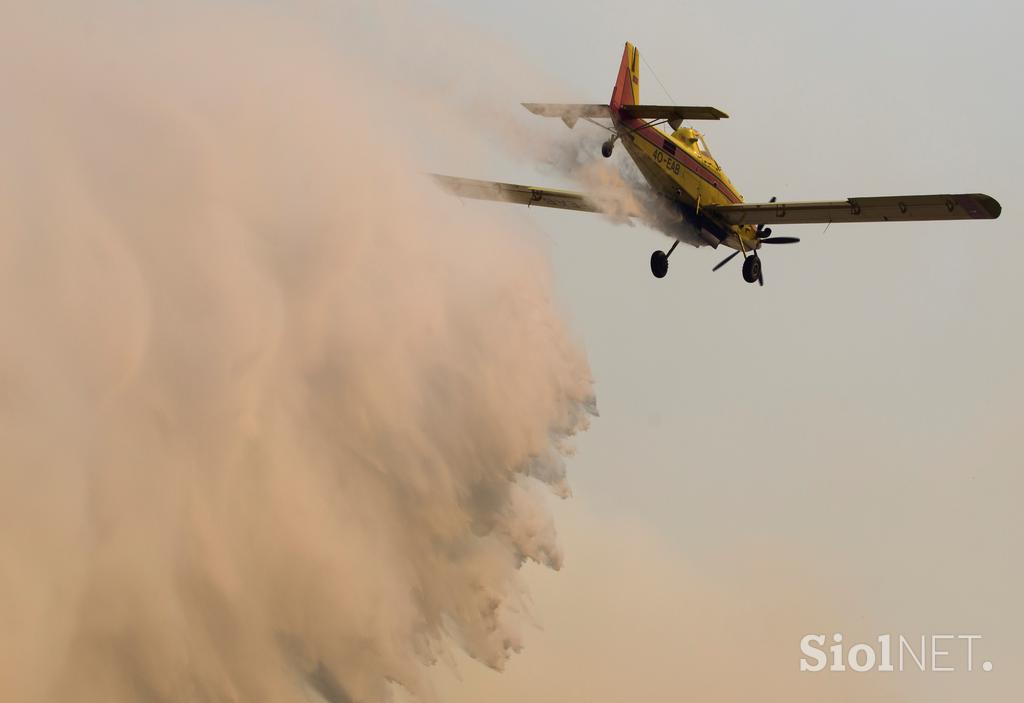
672;126;714;159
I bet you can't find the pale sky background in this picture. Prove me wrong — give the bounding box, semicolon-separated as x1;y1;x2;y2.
377;0;1023;700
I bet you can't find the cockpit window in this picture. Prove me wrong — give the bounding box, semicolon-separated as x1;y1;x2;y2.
697;134;713;158
671;127;717;163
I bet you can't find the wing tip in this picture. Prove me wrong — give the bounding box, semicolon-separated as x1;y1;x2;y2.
973;193;1002;219
428;172;455;189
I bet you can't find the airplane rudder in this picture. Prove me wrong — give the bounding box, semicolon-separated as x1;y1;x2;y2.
610;41;640;108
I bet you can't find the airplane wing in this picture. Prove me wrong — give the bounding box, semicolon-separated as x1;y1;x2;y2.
704;193;1001;226
522;103;727;127
431;174;604;213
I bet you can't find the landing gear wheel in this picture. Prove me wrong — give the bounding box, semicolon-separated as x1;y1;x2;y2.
741;254;761;283
601;140;615;158
650;250;669;278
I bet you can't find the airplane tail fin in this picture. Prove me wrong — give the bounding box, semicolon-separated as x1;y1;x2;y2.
610;42;640;109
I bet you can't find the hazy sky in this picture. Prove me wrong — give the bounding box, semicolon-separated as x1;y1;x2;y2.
3;2;1018;700
402;1;1023;700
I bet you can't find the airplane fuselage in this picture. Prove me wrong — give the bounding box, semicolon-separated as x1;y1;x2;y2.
614;115;758;252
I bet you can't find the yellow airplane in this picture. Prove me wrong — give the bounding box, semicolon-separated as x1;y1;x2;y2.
433;42;1001;285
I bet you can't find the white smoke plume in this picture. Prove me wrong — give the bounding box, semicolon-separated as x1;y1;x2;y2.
345;3;688;247
0;3;594;702
501;101;704;246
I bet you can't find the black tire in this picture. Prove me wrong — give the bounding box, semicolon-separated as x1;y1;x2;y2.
650;250;669;278
742;255;761;283
601;140;614;158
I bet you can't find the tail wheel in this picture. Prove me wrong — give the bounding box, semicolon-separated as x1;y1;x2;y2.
650;250;669;278
601;140;615;158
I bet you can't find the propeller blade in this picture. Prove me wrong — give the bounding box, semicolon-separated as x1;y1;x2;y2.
760;236;801;244
758;270;764;286
712;249;741;272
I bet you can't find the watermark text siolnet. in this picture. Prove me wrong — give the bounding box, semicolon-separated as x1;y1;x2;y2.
799;633;993;673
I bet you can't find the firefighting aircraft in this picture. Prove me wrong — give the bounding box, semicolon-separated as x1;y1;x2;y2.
433;42;1001;285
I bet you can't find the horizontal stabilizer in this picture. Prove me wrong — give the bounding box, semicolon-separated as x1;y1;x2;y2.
619;104;729;121
521;103;612;128
522;102;728;128
705;193;1002;226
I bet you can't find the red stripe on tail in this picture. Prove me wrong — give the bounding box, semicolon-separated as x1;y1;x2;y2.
610;42;639;110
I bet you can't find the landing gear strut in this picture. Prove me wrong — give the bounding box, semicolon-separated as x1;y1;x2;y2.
650;241;679;279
